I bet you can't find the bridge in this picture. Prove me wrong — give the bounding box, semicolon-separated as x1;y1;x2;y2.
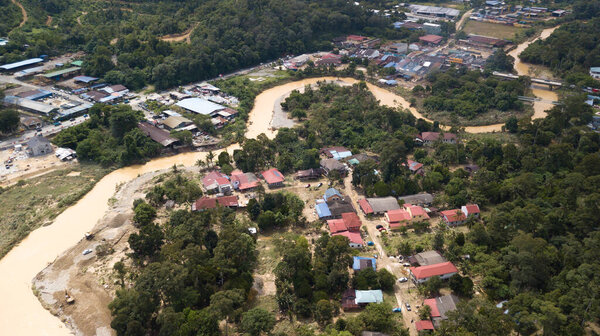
517;96;562;105
492;71;563;89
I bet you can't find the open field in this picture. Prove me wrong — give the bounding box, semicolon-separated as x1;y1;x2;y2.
463;20;524;40
0;164;109;258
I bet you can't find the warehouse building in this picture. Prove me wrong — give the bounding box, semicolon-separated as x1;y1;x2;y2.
0;58;45;72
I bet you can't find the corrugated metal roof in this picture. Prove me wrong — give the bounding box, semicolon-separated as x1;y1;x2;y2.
0;58;44;70
43;67;81;78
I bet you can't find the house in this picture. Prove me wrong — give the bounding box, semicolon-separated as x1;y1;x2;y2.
176;98;226;116
328;219;348;234
409;262;458;284
296;168;322;180
419;35;444;46
386;209;412;230
405;159;424;174
355;290;384;305
347;35;368;43
342;289;361;311
261;168;285;188
590;67;600;80
465;35;509;48
316;202;332;220
353;256;377;272
324;188;344;202
202;171;232;194
361;197;401;215
320;158;347;176
332;230;364;248
441;209;467;226
162;115;193;130
230;170;260;191
397;193;434;206
21;116;42;130
415;320;435;332
27;136;53;156
327;198;357;218
316;58;342;67
416;132;457;145
423;22;441;35
321;146;352;160
404;204;430;222
408;251;447;266
358;199;374;215
191;195;239;211
461;204;480;218
137;122;179;148
552;9;567;17
342;212;362;231
424;294;460;327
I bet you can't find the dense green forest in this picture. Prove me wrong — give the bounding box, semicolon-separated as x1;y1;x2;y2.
0;0;22;36
0;0;396;90
520;17;600;87
418;68;527;120
52;104;161;166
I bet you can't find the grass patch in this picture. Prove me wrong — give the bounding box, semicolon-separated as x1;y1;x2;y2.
463;21;524;40
381;230;435;256
461;131;520;143
0;163;110;258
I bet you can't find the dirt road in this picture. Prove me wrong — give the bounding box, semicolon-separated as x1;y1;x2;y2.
11;0;27;28
161;23;198;44
456;9;473;31
342;176;419;335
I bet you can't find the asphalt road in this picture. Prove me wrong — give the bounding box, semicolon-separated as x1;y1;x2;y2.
0;115;89;149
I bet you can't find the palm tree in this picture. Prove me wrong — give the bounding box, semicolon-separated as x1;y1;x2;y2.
206;150;215;168
196;159;206;171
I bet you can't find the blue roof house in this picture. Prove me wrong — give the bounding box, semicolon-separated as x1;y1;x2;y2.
353;256;377;271
316;203;332;219
324;188;343;202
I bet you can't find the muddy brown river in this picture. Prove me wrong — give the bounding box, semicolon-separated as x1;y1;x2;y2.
0;27;560;335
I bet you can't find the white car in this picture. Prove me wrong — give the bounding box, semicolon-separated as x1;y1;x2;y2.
82;249;93;255
398;277;408;283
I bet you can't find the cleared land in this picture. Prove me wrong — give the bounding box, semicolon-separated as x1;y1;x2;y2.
463;20;524;40
0;164;109;258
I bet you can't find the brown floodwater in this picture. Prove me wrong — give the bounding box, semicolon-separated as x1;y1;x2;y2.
0;29;561;334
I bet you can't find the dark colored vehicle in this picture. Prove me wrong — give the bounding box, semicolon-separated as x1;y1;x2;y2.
376;224;384;229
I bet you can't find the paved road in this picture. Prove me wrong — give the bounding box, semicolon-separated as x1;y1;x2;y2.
342;175;419;336
0;115;89;149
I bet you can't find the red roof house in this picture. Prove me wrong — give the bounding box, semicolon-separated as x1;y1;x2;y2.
230;170;260;191
202;171;231;194
385;209;412;229
419;34;443;45
342;212;362;231
440;209;467;226
261;168;285;188
405;204;430;221
347;35;368;42
409;262;458;284
358;199;374;215
415;320;435;331
417;132;457;145
461;204;480;218
405;159;424;174
328;219;348;234
332;231;364;248
191;195;239;211
424;299;441;318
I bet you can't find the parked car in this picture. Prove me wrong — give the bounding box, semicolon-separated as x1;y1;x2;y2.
305;184;311;188
82;249;93;255
53;121;61;126
405;302;411;311
373;254;378;259
392;307;402;313
376;224;384;229
398;277;408;283
316;182;323;188
403;263;411;267
367;241;375;246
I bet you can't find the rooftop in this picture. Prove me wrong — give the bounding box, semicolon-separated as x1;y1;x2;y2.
410;262;458;279
261;168;285;184
354;290;383;304
137;122;178;147
365;197;401;213
42;67;81;78
1;58;44;71
176;97;225;115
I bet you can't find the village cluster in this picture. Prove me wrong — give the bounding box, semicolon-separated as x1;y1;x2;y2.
181;132;481;333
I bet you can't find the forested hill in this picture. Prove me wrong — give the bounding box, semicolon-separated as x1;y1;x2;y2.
0;0;392;89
